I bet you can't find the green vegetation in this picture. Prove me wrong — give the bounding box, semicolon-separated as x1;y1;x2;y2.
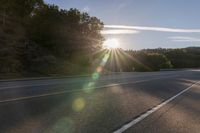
125;47;200;71
0;1;200;78
104;47;200;72
126;50;173;71
0;0;103;76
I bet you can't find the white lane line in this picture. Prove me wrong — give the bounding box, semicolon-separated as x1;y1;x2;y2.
0;82;63;90
0;75;178;103
0;73;177;90
113;80;200;133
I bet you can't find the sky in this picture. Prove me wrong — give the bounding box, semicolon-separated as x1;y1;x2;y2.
45;0;200;50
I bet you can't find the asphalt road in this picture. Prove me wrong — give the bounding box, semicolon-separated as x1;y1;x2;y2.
0;70;199;133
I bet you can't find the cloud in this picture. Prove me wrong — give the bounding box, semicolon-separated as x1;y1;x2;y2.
101;29;140;35
104;25;200;33
169;36;200;42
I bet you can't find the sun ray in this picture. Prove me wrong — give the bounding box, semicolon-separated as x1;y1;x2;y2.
120;50;152;71
103;38;119;49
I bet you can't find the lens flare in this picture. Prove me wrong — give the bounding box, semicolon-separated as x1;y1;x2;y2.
97;66;103;73
83;81;95;93
101;53;110;66
72;51;111;113
103;38;119;49
72;98;85;112
52;117;74;133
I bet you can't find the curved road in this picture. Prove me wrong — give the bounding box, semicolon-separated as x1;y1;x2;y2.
0;70;199;133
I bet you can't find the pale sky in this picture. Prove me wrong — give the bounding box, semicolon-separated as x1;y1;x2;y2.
45;0;200;50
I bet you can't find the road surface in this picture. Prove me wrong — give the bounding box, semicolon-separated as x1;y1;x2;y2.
0;70;199;133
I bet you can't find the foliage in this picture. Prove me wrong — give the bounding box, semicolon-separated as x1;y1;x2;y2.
0;0;200;76
105;49;173;72
0;1;104;75
125;47;200;71
28;6;103;57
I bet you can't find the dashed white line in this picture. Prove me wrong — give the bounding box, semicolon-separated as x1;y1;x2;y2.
0;73;177;90
113;80;200;133
0;75;178;103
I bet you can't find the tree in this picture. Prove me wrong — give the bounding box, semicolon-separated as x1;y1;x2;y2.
28;6;104;58
125;50;173;71
0;0;44;20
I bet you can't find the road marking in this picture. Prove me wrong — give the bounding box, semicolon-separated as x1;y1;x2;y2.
0;82;63;90
113;80;200;133
0;75;178;103
0;73;177;90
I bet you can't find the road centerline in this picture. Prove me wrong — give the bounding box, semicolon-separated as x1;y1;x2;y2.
0;75;178;103
0;73;177;90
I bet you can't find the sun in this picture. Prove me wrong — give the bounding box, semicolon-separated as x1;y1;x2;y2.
103;38;119;49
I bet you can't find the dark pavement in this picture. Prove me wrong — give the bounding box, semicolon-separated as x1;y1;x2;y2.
0;70;199;133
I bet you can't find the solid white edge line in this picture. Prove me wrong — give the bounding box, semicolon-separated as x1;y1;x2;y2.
113;80;200;133
0;75;178;103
